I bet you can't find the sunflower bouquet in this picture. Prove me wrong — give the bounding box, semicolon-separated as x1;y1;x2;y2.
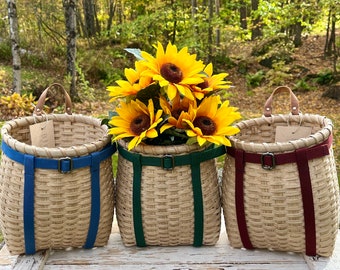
107;42;241;150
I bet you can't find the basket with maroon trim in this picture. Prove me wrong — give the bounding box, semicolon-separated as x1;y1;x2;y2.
221;86;339;257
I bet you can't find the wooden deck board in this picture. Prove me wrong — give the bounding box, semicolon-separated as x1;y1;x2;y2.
1;217;339;270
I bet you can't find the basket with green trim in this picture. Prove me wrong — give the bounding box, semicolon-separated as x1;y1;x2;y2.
115;140;224;246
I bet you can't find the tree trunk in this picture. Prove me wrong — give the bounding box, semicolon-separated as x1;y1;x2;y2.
207;0;214;62
63;0;79;101
191;0;199;42
116;0;123;24
82;0;96;37
170;0;177;44
106;0;115;33
239;0;247;30
76;3;85;37
192;0;197;17
7;0;21;93
293;21;303;47
215;0;220;47
251;0;262;40
326;12;336;56
324;8;331;56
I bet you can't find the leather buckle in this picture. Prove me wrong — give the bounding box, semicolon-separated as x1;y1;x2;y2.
58;157;73;173
261;152;275;170
161;155;175;170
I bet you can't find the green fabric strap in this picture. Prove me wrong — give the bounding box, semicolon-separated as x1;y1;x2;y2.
118;144;226;247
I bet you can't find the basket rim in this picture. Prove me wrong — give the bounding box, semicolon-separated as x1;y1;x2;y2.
1;114;111;157
118;139;210;156
230;114;333;153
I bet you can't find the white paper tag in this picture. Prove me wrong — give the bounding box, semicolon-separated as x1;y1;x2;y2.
275;126;312;142
29;120;56;147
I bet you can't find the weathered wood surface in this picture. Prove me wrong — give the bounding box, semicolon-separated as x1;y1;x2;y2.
0;217;339;270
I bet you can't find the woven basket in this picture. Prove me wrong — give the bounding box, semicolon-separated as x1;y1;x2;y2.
0;83;116;255
116;140;224;246
222;86;339;257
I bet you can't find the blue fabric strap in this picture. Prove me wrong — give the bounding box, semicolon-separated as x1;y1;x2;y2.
1;142;116;173
23;155;36;255
1;141;116;254
83;151;101;249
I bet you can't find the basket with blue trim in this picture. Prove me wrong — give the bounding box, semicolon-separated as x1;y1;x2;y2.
0;83;116;255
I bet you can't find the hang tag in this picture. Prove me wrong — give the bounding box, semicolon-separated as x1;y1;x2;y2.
29;120;56;147
275;126;312;142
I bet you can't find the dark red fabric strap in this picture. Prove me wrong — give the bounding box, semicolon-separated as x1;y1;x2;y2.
296;148;317;256
235;149;254;249
228;135;332;254
226;136;331;169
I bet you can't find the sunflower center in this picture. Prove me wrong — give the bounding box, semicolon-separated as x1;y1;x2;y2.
172;108;183;119
197;80;209;89
130;114;150;135
160;63;183;84
194;116;216;135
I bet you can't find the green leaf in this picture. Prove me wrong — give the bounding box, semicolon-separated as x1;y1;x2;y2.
124;48;144;60
186;137;198;145
136;84;161;108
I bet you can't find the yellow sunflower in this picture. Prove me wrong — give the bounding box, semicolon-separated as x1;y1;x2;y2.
109;99;163;150
141;42;205;101
107;61;152;102
183;95;241;146
159;93;196;133
191;63;231;100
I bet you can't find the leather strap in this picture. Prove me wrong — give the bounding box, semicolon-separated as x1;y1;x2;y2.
1;141;117;254
263;86;299;117
34;83;73;116
227;136;332;255
118;144;226;247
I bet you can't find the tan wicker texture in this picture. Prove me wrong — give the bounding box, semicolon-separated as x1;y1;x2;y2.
0;114;114;255
116;140;221;246
222;113;339;257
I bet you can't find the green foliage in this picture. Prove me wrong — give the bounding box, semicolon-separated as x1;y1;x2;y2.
252;35;295;68
265;61;293;86
257;0;324;37
0;41;12;62
76;45;128;86
21;50;49;69
75;64;95;101
315;70;335;85
246;70;265;88
293;79;315;92
0;92;36;120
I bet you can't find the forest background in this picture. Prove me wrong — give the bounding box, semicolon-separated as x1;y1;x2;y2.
0;1;339;174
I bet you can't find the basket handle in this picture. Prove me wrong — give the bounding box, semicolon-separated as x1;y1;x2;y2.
34;83;73;116
263;86;299;117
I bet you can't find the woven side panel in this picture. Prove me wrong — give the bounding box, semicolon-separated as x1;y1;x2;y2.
222;149;339;257
0;155;114;255
116;146;221;246
95;158;114;246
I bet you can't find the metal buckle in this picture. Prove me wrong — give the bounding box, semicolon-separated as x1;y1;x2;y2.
261;152;275;170
58;157;73;173
161;154;175;170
